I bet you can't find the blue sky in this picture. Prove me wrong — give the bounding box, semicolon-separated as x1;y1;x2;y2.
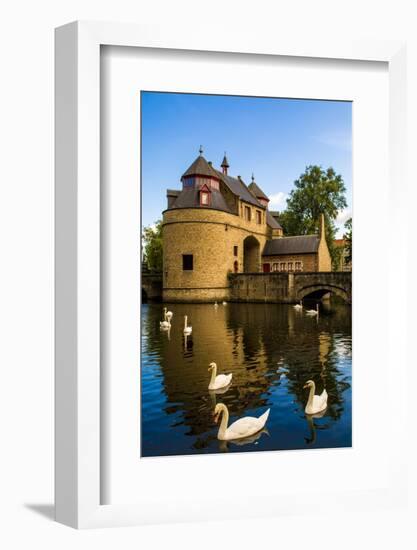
141;92;352;237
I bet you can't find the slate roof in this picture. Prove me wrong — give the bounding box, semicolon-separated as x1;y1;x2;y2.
166;186;231;213
266;210;282;230
263;235;319;255
248;181;269;201
168;155;282;232
182;155;220;179
214;170;264;208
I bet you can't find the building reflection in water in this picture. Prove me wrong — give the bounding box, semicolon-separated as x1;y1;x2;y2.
141;301;352;457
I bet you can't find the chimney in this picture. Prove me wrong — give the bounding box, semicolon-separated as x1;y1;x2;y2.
167;189;180;209
319;213;326;239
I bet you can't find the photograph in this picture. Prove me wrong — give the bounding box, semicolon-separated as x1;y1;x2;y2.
140;91;352;457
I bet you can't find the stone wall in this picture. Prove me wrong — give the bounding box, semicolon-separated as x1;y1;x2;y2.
143;271;351;304
142;273;163;301
162;206;269;302
229;272;351;303
229;272;294;302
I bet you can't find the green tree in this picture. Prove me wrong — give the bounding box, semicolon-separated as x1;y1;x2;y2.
343;217;352;265
278;165;347;270
142;220;163;272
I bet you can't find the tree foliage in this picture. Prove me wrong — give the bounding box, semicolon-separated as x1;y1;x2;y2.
278;165;347;270
142;220;163;272
343;217;352;265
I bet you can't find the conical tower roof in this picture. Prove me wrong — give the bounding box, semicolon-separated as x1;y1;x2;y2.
182;152;220;180
248;174;269;202
221;153;230;169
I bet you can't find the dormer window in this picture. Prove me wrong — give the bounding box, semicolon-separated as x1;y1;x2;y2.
199;183;211;206
201;192;209;205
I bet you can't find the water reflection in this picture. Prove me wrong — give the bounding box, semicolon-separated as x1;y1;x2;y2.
141;301;352;457
218;428;270;453
304;410;327;445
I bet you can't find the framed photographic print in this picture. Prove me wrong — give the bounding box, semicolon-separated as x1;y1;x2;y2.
139;91;352;459
55;21;408;528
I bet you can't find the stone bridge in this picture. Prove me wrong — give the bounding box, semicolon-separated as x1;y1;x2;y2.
228;271;351;304
142;272;163;302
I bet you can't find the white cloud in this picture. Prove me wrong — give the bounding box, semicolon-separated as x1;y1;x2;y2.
335;208;352;238
336;208;352;225
268;191;288;210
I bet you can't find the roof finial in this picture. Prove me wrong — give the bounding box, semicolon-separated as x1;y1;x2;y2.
251;172;255;182
199;145;203;156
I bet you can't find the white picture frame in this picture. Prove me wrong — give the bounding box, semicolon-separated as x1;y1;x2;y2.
55;21;408;529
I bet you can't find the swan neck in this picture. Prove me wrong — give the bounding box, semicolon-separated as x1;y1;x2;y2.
218;405;229;439
184;316;187;329
210;364;217;385
307;383;315;407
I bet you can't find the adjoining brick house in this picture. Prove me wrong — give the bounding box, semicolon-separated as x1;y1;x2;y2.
162;150;331;302
334;238;352;272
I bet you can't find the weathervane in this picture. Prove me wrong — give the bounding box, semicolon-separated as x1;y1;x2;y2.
199;145;203;156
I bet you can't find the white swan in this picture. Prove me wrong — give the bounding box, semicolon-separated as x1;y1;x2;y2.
305;304;319;316
160;308;171;329
213;403;270;441
183;315;192;334
303;380;328;415
208;362;232;390
165;309;173;323
214;301;219;308
222;301;227;306
293;300;303;310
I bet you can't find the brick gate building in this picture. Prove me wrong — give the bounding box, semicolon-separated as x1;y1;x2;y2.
161;150;331;302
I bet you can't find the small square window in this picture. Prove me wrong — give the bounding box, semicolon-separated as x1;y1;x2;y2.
182;254;193;271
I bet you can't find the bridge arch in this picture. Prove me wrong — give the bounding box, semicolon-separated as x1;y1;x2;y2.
297;283;350;303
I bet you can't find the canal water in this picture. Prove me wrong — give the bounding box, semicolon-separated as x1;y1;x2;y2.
141;301;352;457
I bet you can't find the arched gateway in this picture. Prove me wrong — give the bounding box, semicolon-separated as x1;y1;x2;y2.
243;236;260;272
